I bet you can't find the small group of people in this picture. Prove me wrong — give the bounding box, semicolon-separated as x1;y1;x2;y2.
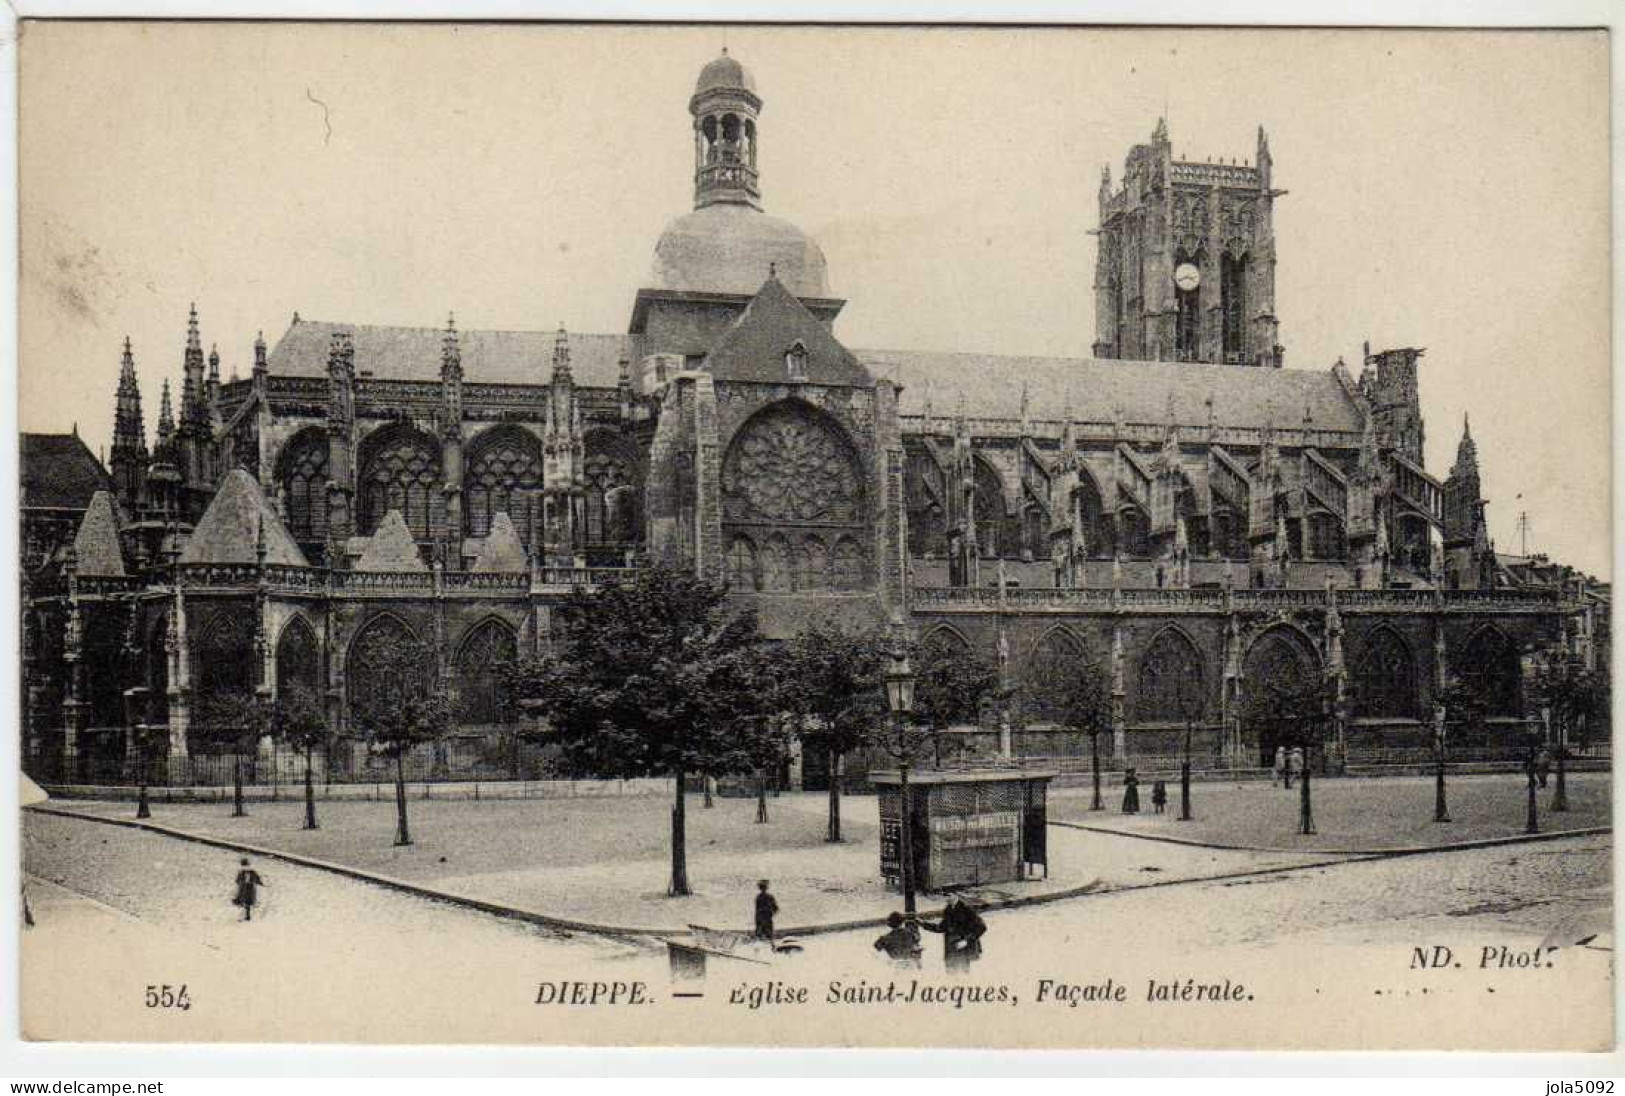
1528;745;1555;789
1273;745;1307;789
1119;768;1170;815
873;897;987;970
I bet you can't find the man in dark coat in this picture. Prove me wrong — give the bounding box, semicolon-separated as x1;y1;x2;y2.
754;879;779;944
920;898;987;972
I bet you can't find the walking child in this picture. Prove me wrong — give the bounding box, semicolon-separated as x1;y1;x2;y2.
754;878;779;944
232;858;266;922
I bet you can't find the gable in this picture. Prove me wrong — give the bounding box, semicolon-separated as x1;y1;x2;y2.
701;275;872;387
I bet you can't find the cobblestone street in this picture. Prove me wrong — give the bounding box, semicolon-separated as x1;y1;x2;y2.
23;804;1611;1048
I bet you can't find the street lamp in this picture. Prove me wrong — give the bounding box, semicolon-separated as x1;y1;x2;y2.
1433;704;1451;824
884;643;918;926
123;687;151;820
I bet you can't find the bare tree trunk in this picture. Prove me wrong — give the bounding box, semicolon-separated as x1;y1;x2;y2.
669;769;690;896
393;751;412;846
232;750;246;817
304;745;319;830
826;747;843;842
756;768;768;824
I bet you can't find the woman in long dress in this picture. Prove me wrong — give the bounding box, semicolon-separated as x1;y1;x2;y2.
1121;768;1141;814
232;858;267;921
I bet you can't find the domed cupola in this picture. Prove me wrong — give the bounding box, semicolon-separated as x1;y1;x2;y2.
690;48;762;210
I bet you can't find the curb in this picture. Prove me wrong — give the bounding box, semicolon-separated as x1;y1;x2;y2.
28;804;1607;943
1051;819;1612;857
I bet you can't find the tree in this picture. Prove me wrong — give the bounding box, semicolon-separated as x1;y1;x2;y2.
912;638;1000;754
194;688;270;819
506;566;776;897
349;634;457;847
1435;673;1490;824
1046;663;1112;811
1242;674;1332;835
778;625;888;842
1527;654;1607;813
273;683;330;830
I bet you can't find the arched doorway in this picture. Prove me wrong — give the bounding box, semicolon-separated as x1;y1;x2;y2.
1241;628;1322;766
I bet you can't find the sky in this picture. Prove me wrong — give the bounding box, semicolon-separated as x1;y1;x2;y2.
17;22;1611;577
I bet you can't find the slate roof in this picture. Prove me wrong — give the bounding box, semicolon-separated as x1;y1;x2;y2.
702;276;871;387
471;512;528;572
355;510;427;573
178;468;308;567
72;491;126;577
267;319;630;388
22;433;112;509
858;350;1364;432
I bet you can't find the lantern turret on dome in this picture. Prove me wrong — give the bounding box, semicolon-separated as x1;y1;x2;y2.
690;48;762;211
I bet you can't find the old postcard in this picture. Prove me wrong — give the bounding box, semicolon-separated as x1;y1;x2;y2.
16;21;1612;1050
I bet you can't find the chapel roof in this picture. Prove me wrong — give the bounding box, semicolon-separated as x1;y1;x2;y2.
859;350;1364;433
72;491;126;577
702;275;871;386
355;509;427;573
178;468;309;567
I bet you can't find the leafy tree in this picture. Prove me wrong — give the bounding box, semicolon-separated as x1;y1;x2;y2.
912;638;1000;738
349;634;457;847
194;687;270;818
1047;663;1112;811
778;625;888;842
507;566;776;896
1527;654;1608;812
272;683;330;830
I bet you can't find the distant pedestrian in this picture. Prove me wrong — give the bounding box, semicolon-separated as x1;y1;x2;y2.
21;882;33;929
920;898;986;972
1289;746;1305;787
1121;768;1141;814
754;879;779;943
1274;746;1287;788
1151;779;1168;814
873;911;921;965
1536;746;1552;789
232;858;266;922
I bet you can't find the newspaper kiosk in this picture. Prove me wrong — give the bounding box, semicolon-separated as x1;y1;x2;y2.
871;768;1057;892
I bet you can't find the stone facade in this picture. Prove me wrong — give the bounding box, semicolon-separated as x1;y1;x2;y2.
20;51;1600;783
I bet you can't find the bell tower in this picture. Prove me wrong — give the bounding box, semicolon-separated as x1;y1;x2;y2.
690;49;762;210
1093;121;1284;368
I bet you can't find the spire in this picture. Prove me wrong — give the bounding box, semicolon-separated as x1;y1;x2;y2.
186;303;201;352
112;336;146;457
440;312;461;381
180;303;209;435
1152;116;1169;145
156;379;175;440
252;330;268;379
208;343;220;384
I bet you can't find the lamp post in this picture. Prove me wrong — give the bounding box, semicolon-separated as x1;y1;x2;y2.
1433;705;1450;824
123;687;151;820
885;643;918;927
1524;733;1540;835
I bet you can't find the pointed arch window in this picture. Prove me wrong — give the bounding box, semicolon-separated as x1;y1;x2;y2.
360;428;440;540
279;429;330;544
1025;629;1092;725
1135;629;1205;724
726;536;759;592
801;534;830;591
275;617;321;698
1221;251;1248;362
464;427;543;544
1460;627;1520;717
584;432;639;548
831;535;865;591
455;619;518;726
347;614;418;721
761;534;793;593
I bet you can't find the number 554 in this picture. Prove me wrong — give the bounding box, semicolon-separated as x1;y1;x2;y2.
144;984;191;1010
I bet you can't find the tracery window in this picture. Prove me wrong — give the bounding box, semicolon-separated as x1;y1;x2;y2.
464;426;542;544
1024;629;1092;725
1119;505;1151;558
347;614;418;721
1460;627;1520;717
192;609;255;715
584;433;638;547
973;460;1018;560
279;429;330;545
1134;628;1205;724
360;427;440;540
1306;512;1347;561
1354;627;1416;719
905;446;947;558
275;616;321;698
455;619;518;726
1210;507;1246;561
722;402;867;592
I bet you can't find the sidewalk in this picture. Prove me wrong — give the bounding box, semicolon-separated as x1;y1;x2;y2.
1049;772;1612;853
42;790;1338;937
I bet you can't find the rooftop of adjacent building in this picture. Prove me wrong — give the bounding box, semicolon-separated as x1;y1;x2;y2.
21;430;110;510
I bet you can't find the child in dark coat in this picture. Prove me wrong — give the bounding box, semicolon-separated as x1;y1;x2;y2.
232;858;266;922
754;879;779;943
1151;779;1168;814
